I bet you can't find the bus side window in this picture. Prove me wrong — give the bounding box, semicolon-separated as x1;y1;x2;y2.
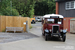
58;19;62;24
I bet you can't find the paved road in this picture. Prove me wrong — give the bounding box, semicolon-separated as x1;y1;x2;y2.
0;22;75;50
0;33;38;43
30;22;75;50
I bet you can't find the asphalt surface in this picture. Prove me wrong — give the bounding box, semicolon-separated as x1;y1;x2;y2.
0;32;38;43
0;22;75;50
29;22;75;50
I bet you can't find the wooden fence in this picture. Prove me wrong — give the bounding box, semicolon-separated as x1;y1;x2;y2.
0;16;31;32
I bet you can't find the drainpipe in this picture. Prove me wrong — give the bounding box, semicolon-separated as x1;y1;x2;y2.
56;2;59;14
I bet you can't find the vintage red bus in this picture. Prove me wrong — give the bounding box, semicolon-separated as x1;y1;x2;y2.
42;14;67;42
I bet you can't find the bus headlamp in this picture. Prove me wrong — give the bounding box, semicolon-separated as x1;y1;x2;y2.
60;29;63;32
50;29;52;32
45;29;49;33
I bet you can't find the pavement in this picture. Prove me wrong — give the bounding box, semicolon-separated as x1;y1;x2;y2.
0;22;75;50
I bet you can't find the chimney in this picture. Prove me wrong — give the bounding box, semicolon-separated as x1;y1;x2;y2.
56;2;59;14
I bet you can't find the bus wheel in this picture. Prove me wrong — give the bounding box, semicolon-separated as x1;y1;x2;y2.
45;34;48;41
62;34;66;42
42;33;45;36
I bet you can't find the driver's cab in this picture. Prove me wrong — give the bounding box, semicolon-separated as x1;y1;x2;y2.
44;18;63;24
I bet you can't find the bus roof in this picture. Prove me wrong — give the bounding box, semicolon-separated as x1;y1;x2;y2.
43;14;64;18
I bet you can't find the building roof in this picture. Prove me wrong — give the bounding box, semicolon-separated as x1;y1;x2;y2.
43;14;64;19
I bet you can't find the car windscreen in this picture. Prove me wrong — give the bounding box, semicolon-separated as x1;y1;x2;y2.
55;19;62;24
38;18;40;19
46;18;62;24
47;19;54;24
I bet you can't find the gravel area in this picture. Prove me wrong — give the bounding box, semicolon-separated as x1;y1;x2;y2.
0;32;39;43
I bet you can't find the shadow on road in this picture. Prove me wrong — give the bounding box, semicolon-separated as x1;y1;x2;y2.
42;36;62;42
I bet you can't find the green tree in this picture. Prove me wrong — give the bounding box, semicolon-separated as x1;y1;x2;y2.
12;0;43;17
0;0;19;16
0;0;55;17
34;0;55;16
12;0;35;17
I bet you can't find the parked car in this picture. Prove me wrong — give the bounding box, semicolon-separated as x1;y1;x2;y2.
42;14;67;42
35;17;42;22
31;18;36;24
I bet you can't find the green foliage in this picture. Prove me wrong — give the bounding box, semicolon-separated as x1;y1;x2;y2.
0;0;19;16
12;9;19;16
2;29;5;32
0;6;19;16
34;0;56;16
30;26;33;29
0;13;3;15
12;0;35;17
0;0;56;17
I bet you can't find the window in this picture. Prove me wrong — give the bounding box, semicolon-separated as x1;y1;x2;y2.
47;19;54;24
66;1;75;10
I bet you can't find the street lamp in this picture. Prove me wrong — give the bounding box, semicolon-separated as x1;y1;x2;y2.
10;1;12;16
0;0;1;2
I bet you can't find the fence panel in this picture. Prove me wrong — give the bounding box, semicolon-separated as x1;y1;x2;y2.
6;16;14;27
0;16;31;32
13;17;21;27
28;18;31;28
21;17;27;31
0;16;1;32
1;16;6;32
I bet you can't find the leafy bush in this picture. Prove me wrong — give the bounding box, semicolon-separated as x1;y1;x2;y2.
0;7;19;16
0;13;3;15
30;26;32;29
12;0;35;17
0;0;19;16
2;29;5;32
0;0;55;17
34;0;55;15
12;9;19;16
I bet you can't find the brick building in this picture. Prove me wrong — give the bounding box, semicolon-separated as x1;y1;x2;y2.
55;0;75;32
